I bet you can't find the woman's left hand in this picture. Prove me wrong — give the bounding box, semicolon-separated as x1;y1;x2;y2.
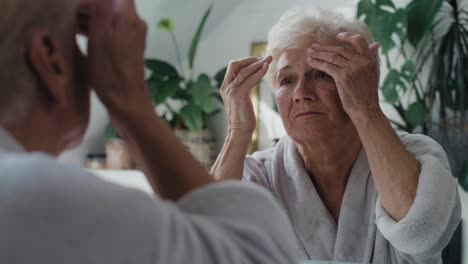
306;32;380;117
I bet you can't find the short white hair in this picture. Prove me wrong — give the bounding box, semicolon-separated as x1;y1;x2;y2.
0;0;74;123
266;7;374;87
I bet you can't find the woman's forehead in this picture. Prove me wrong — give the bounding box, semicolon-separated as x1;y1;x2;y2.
276;37;349;65
277;48;306;70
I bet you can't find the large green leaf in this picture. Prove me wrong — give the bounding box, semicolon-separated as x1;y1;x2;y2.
357;0;406;53
148;78;180;105
190;74;214;113
404;101;427;129
364;8;398;53
179;103;204;131
393;8;408;40
145;59;180;78
188;4;213;71
381;69;400;103
357;0;373;18
407;0;443;47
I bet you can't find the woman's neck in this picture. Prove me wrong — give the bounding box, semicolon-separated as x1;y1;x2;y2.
295;128;362;220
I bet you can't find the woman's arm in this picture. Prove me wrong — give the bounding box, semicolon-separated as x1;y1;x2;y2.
308;33;461;257
211;57;272;180
348;108;420;221
86;0;213;201
211;131;251;180
306;32;419;221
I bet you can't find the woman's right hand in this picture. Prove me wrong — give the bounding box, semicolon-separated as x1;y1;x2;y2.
220;56;272;135
87;0;153;124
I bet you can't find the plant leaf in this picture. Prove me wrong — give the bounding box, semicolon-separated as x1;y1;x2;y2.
459;160;468;192
148;78;180;105
364;8;397;53
188;4;213;71
211;92;224;104
190;74;214;113
454;49;468;112
357;0;373;19
104;123;119;143
207;109;222;118
401;60;416;83
214;66;228;89
376;0;395;8
397;78;408;93
147;76;159;100
381;69;400;103
393;8;408;40
404;101;427;129
179;103;203;131
157;18;174;33
145;59;180;78
407;0;443;47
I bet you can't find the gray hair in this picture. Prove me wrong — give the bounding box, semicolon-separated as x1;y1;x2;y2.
0;0;74;123
266;7;374;87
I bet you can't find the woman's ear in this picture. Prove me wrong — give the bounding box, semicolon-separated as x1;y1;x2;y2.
369;42;380;58
27;30;68;109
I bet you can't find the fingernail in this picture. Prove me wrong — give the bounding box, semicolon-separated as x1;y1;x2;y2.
307;48;316;53
337;32;347;37
311;43;321;48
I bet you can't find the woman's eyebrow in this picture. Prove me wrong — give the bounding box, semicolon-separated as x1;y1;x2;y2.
276;65;294;78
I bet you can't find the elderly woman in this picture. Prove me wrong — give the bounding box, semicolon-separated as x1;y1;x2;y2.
212;8;461;264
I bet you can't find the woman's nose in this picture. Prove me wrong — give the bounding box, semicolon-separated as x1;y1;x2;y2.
293;79;317;103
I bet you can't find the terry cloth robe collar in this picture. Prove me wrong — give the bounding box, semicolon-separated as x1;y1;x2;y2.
275;136;376;262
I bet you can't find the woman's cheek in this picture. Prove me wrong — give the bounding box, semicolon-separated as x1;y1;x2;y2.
275;88;291;107
275;89;292;125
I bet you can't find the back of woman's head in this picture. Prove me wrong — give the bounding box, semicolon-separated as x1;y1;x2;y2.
266;8;374;86
0;0;74;124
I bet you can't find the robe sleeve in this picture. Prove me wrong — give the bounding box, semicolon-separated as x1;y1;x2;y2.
374;133;462;261
1;153;297;264
177;181;298;263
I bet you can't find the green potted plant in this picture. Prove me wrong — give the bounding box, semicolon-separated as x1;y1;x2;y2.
145;4;226;168
357;0;468;191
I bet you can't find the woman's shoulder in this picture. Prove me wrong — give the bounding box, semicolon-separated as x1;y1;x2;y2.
243;137;292;187
396;130;450;167
396;130;445;152
246;136;291;167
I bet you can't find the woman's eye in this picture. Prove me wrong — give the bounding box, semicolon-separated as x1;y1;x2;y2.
315;71;330;79
280;78;293;86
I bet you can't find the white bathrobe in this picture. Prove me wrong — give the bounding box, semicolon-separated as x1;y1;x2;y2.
243;131;461;264
0;129;298;264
